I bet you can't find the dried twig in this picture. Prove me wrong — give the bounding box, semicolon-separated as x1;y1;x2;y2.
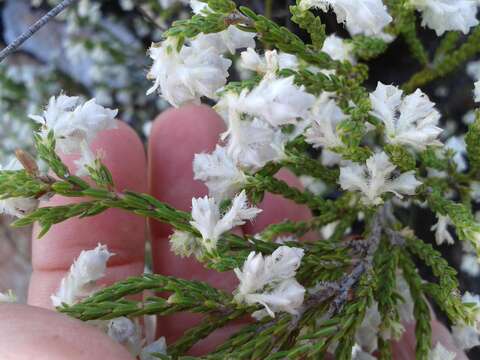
0;0;78;63
327;209;383;316
135;5;167;31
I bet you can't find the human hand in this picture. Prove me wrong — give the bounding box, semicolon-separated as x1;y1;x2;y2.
0;105;468;359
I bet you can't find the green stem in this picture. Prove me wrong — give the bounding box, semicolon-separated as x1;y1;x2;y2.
399;12;429;66
402;26;480;92
169;312;246;356
399;251;431;360
259;212;339;241
59;274;249;321
433;31;460;63
246;174;329;211
282;151;339;184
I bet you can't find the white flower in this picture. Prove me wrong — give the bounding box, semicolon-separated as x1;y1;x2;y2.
370;82;442;151
461;253;480;277
242;76;316;127
321;35;356;64
77;0;101;22
352;344;376;360
305;97;347;149
475;80;480;102
51;244;114;306
462;291;480;309
169;230;203;258
463;110;477;125
320;221;339;239
215;72;315;131
224;117;286;170
355;302;381;353
339;152;422;205
240;48;299;74
193;145;247;201
107;317;143;356
274;235;298;244
471;182;480;203
191;26;256;55
190;190;261;251
396;272;414;325
234;246;305;318
410;0;479;36
467;60;480;81
322;149;343;167
445;136;467;172
429;342;456;360
159;0;189;8
0;158;37;218
300;175;327;195
452;324;480;350
147;37;232;107
431;214;455;245
300;0;393;36
215;89;243;123
190;0;208;14
240;48;264;72
140;337;167;360
119;0;135;10
29;95;118;154
143;121;153;138
248;279;306;319
451;292;480;349
0;290;16;303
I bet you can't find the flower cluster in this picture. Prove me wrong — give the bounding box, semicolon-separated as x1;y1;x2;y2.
299;0;393;36
369;82;443;151
191;48;316;200
409;0;479;35
234;246;305;319
146;4;255;107
339;152;422;205
29;94;117;176
190;190;261;252
29;95;117;154
451;292;480;350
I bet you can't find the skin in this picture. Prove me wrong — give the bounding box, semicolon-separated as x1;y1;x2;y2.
0;105;467;359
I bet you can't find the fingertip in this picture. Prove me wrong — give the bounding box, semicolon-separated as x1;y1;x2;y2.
150;104;224;141
0;304;133;360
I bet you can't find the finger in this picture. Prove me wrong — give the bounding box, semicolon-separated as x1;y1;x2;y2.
148;105;240;289
29;121;147;308
392;320;468;360
0;304;133;360
242;169;312;235
149;105;245;352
